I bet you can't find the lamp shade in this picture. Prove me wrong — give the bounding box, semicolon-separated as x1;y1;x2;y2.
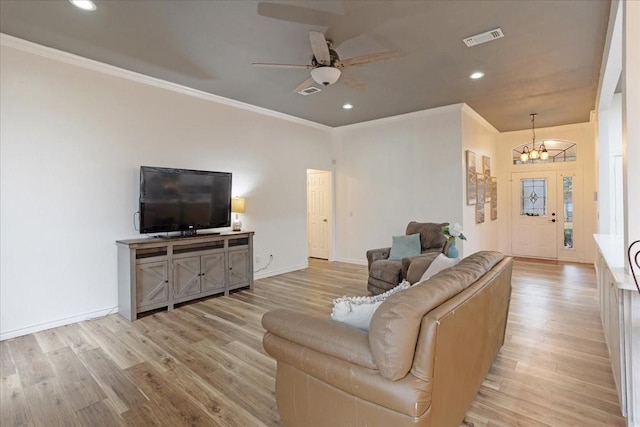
231;197;246;213
539;142;549;160
310;67;341;86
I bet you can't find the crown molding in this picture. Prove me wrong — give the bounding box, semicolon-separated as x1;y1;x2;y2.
461;103;499;134
0;33;332;131
334;103;464;131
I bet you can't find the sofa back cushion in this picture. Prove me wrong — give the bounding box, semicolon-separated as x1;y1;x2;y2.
368;251;505;381
405;221;448;252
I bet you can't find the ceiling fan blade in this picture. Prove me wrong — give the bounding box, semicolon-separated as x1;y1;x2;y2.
252;62;313;69
293;76;316;93
340;72;367;90
309;31;331;65
337;51;399;68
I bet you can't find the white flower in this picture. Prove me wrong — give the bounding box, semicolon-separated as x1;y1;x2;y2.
441;223;467;241
449;223;463;237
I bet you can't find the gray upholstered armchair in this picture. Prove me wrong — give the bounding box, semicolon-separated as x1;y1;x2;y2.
366;221;449;294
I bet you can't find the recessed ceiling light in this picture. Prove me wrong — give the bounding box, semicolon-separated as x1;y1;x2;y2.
342;103;353;110
69;0;96;11
470;71;485;80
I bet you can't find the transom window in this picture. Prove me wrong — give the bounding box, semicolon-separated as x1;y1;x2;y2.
513;140;577;165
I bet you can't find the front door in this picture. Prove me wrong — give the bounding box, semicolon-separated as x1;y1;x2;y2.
511;171;558;259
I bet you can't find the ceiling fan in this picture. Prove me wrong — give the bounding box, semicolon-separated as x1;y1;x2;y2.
252;31;399;93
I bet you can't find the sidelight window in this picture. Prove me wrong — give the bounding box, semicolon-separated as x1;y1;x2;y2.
563;176;574;249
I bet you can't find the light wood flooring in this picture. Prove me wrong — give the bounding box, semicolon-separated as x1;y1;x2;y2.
0;258;626;426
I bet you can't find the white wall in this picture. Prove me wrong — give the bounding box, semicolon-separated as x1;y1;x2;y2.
596;0;640;262
332;103;501;263
622;0;640;253
608;94;624;236
333;105;463;263
595;1;622;237
461;106;501;255
497;122;597;262
0;40;333;339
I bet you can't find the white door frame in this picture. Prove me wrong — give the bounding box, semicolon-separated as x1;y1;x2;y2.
307;169;333;260
509;169;581;261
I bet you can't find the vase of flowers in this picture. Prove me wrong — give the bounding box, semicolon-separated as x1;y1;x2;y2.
441;223;466;258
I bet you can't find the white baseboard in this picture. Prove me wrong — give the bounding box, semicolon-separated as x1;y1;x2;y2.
0;261;345;340
254;262;309;280
0;305;118;341
334;257;368;266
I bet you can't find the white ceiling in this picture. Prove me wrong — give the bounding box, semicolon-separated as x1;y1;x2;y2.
0;0;611;131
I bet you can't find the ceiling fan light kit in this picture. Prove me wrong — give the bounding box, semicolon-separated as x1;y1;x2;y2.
310;66;341;86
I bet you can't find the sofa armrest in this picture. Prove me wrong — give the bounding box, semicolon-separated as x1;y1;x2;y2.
403;252;441;284
262;308;377;369
366;247;391;270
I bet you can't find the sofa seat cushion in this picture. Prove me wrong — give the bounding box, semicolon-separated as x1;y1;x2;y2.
369;258;403;285
368;251;505;381
263;309;377;369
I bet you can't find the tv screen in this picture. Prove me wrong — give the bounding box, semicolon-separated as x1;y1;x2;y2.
139;166;232;234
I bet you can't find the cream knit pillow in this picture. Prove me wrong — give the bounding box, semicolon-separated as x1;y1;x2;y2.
331;280;411;331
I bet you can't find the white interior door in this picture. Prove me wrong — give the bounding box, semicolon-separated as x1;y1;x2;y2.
307;170;330;259
511;171;558;258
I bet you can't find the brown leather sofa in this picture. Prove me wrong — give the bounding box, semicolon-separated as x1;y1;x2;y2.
262;251;513;427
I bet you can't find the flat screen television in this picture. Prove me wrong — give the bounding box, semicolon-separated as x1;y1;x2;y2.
139;166;232;235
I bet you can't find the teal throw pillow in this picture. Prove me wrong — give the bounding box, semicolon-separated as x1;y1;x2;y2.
388;233;421;260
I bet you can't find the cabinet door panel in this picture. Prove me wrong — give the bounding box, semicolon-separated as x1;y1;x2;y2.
229;248;249;286
173;257;201;298
136;261;169;306
201;253;226;292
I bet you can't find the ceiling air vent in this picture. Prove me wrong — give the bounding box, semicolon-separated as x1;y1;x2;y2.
297;86;322;96
463;28;504;47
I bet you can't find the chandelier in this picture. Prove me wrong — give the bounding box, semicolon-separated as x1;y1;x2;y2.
520;113;549;162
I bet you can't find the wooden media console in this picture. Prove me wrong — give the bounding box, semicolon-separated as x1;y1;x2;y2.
117;231;254;320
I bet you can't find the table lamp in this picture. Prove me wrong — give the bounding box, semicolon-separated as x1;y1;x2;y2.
231;197;246;231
